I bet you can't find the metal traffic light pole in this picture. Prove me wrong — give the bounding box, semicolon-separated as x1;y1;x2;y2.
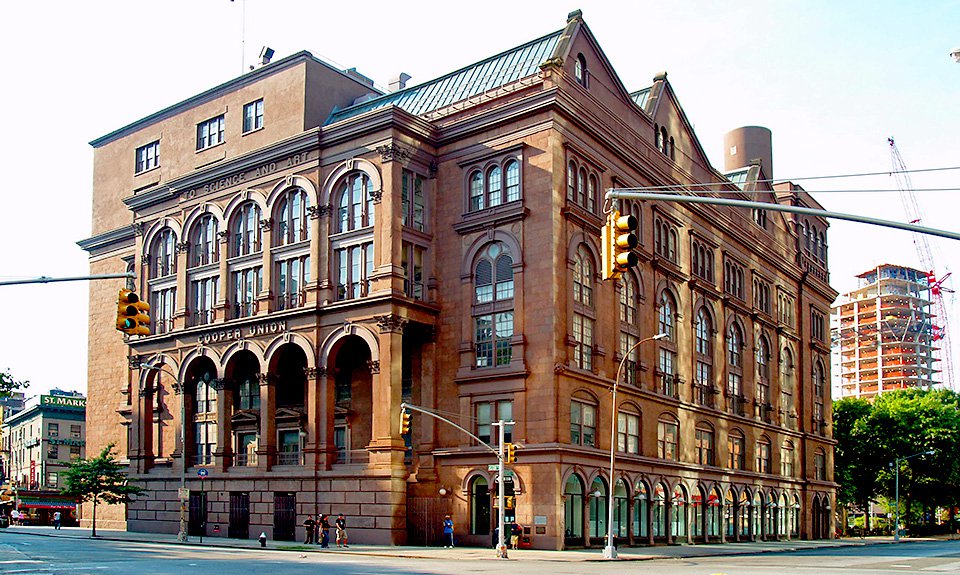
400;403;514;559
0;272;135;286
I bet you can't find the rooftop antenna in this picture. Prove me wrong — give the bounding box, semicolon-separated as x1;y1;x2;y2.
231;0;247;73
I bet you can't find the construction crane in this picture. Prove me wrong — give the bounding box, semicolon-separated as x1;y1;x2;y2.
888;137;954;389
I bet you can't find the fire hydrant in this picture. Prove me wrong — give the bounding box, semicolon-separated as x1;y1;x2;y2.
258;532;267;547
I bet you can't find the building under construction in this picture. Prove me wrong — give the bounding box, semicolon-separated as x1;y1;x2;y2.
834;264;940;399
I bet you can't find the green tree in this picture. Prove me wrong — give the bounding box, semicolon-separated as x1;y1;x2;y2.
61;443;143;537
833;397;880;531
0;368;28;398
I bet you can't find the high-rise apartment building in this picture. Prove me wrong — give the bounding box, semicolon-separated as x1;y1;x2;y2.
833;264;940;399
78;11;837;548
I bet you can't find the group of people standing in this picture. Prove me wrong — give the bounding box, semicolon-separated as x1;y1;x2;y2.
303;513;348;548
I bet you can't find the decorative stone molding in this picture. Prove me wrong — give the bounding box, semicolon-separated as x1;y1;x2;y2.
376;314;407;333
217;230;230;242
176;241;191;254
258;218;273;231
376;143;411;163
211;378;226;391
429;160;439;178
133;222;146;236
128;355;145;370
307;205;330;220
369;189;383;203
172;382;184;395
366;360;380;374
303;366;318;379
258;373;273;385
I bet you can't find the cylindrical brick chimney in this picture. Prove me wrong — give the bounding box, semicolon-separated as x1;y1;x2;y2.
724;126;773;179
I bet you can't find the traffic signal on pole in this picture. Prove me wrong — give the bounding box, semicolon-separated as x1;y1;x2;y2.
117;289;151;336
505;495;515;509
601;210;638;280
399;408;412;435
505;442;517;464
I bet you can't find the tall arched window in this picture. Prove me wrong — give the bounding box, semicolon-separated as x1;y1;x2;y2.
572;245;595;371
739;490;751;538
193;372;218;465
589;477;608;539
336;173;374;232
470;170;484;211
694;307;713;405
756;336;771;417
727;323;744;414
613;479;628;538
150;228;177;278
191;215;219;267
781;440;795;477
781;347;795;428
633;481;649;539
724;489;736;538
657;292;678;396
275;187;310;245
653;483;667;538
504;160;520;202
564;475;584;543
486;165;502;208
474;243;515;368
619;273;640;385
575;53;588;87
813;359;826;432
232;202;262;257
671;485;688;541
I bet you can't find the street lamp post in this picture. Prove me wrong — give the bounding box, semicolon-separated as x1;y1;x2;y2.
892;449;935;542
604;333;667;560
143;363;188;543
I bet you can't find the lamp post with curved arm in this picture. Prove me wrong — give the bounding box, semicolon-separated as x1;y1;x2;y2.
892;449;935;542
142;363;188;543
604;332;667;560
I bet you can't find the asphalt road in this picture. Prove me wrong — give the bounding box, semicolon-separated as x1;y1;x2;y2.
1;532;959;575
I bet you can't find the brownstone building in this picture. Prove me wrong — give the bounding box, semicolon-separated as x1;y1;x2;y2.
79;11;837;549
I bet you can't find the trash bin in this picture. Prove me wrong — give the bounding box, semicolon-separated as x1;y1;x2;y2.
0;516;9;528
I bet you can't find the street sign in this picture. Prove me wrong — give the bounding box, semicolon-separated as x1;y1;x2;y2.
488;464;499;471
197;469;208;479
178;488;189;500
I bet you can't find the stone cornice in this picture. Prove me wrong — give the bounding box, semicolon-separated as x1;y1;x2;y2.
321;105;438;149
77;225;136;253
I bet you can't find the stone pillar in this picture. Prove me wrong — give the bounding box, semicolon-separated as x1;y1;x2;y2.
306;205;324;305
257;373;276;471
213;378;232;471
258;219;273;314
175;240;190;329
368;314;407;467
414;327;438;481
216;230;231;320
303;366;319;469
316;367;337;469
375;144;405;295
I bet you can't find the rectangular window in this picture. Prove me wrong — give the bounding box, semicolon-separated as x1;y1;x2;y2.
135;140;160;173
276;256;310;310
757;442;771;474
47;444;59;459
335;244;373;301
617;412;639;454
811;308;826;342
815;452;826;480
696;429;714;465
724;260;745;301
475;312;513;367
476;400;513;445
243;99;263;133
402;170;426;231
658;348;677;397
70;424;81;439
46;471;58;489
152;287;176;334
571;401;596;446
277;429;300;465
192;277;218;326
620;332;638;385
232;267;262;318
401;243;425;300
47;423;59;437
70;445;81;458
573;314;594;371
197;115;225;150
728;435;744;470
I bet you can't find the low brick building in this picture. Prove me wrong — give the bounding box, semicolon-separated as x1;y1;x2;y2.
79;10;837;548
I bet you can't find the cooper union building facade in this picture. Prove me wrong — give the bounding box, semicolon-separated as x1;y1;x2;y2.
79;10;837;549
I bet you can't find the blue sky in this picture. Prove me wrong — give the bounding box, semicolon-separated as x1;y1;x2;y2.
1;1;958;396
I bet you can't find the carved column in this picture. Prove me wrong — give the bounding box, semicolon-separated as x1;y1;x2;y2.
175;241;190;329
129;359;147;473
257;372;276;471
213;377;232;471
316;366;337;469
258;218;274;313
306;205;326;305
303;366;319;469
216;230;231;320
375;144;406;296
369;314;407;466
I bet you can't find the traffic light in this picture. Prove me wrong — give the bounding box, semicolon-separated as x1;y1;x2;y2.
505;442;518;464
504;495;515;509
601;210;638;280
399;408;412;435
117;289;151;336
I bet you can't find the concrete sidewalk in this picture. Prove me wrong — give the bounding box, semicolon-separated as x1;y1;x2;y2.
0;525;913;562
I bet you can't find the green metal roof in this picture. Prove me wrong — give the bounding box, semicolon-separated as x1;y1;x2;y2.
325;29;563;125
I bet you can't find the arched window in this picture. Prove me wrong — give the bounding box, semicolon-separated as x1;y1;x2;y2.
620;274;638;325
657;414;679;460
752;491;763;538
671;485;688;541
336;172;374;232
193;372;218;465
814;448;826;480
669;136;676;160
657;292;678;396
587;174;598;214
150;228;177;278
633;481;649;539
654;124;662;151
469;476;490;535
619;273;641;385
486;165;502;208
781;347;795;428
660;127;669;155
756;436;772;474
572;245;595;371
470;170;484;211
575;53;588;87
589;477;608;538
191;215;219;267
739;490;751;538
567;161;576;201
505;160;521;203
653;483;667;538
613;479;628;538
564;475;584;542
232;202;262;257
781;440;795;477
694;307;713;405
726;323;744;413
577;168;587;208
275;187;310;245
724;489;736;538
756;336;771;413
474;243;515;368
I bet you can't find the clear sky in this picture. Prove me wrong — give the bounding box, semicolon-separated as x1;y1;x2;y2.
1;1;958;397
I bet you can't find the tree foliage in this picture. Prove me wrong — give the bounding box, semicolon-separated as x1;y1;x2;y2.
833;388;960;533
61;443;143;537
0;368;28;398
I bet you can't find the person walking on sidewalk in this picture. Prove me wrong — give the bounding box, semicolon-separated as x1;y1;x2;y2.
319;513;331;548
335;513;349;548
302;514;316;544
53;511;62;530
442;515;454;548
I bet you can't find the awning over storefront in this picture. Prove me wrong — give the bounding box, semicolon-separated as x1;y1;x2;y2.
15;492;78;510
